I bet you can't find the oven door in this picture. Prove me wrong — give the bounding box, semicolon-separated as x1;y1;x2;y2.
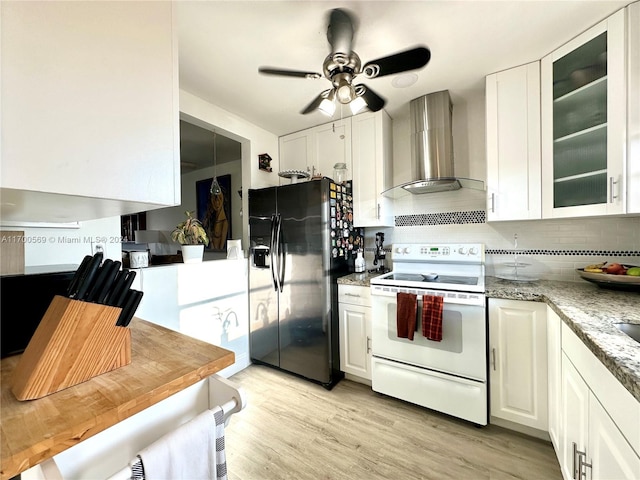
371;286;486;382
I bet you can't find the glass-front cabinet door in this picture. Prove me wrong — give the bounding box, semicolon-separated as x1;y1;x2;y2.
541;9;626;218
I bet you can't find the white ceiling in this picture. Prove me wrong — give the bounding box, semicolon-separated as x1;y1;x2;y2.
176;0;632;140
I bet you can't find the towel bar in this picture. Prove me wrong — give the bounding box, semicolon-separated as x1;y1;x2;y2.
31;375;246;480
209;373;247;426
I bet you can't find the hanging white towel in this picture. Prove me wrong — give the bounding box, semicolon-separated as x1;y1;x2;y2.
131;406;228;480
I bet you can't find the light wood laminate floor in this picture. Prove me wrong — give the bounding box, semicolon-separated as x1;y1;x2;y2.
225;365;562;480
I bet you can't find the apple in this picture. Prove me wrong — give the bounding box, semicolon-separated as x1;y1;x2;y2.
605;263;625;274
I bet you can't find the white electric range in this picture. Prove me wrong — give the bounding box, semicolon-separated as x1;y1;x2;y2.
369;243;487;426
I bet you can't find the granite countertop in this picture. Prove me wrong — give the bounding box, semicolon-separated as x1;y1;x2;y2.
338;272;640;402
338;271;385;286
485;276;639;403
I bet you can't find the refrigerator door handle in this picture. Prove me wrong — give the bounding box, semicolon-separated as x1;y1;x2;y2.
269;214;279;291
275;213;284;292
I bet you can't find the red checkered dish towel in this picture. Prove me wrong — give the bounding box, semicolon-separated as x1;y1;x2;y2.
421;295;443;342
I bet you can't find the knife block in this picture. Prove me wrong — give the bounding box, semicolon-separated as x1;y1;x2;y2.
11;295;131;401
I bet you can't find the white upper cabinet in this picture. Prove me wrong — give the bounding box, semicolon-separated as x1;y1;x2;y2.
627;1;640;214
278;119;352;185
0;1;180;223
279;130;313;176
352;110;394;227
541;9;626;218
314;120;352;181
486;62;542;221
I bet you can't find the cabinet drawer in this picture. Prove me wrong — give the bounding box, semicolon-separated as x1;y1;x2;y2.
338;284;371;307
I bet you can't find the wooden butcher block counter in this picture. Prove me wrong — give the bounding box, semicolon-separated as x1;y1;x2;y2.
0;319;235;480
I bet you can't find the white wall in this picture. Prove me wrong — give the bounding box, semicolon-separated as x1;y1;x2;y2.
13;216;122;267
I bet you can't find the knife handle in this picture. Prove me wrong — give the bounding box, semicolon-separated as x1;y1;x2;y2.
94;261;122;304
66;255;93;297
74;252;104;300
104;270;126;306
113;270;137;307
116;290;143;327
85;259;114;302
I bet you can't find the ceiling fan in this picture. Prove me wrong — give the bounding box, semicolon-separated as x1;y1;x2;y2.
258;8;431;116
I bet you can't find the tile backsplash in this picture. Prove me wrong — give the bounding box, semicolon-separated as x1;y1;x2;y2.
362;189;640;282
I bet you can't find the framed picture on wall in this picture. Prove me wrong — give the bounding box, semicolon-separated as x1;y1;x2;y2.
196;174;232;251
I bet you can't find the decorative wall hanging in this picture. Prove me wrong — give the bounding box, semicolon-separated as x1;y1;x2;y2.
196;174;232;251
258;153;272;172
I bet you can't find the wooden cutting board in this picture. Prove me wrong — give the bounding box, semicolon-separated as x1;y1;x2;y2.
0;230;25;275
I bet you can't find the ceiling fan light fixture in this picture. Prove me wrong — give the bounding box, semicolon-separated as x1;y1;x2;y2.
319;94;336;116
349;95;368;115
336;79;355;104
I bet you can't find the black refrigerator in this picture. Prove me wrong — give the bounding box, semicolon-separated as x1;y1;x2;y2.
248;178;359;389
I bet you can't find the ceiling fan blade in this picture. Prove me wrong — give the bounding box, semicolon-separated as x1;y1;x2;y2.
259;67;322;79
362;46;431;78
301;92;327;114
357;84;386;112
327;8;355;55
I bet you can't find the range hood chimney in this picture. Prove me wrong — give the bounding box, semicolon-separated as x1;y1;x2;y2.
383;90;484;197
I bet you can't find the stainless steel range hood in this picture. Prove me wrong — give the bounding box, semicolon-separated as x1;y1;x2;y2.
383;90;484;198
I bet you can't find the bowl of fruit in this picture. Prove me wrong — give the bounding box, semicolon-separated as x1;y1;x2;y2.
577;262;640;291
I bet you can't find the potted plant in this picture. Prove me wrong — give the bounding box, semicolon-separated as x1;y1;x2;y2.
171;210;209;263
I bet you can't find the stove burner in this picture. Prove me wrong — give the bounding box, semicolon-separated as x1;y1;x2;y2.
393;273;438;282
384;272;479;286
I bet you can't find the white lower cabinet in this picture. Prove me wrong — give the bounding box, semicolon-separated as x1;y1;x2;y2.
547;307;563;457
560;353;590;480
488;299;548;432
338;284;372;382
558;323;640;480
589;389;640;480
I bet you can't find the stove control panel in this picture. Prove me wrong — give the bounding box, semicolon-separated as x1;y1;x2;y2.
391;243;484;263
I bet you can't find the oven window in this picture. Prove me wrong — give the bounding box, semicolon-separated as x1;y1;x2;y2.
386;302;463;353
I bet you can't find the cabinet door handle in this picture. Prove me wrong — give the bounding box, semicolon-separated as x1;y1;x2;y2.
609;176;618;203
377;203;381;219
491;348;496;370
344;293;361;297
577;451;592;480
491;193;495;213
572;443;590;480
366;336;371;354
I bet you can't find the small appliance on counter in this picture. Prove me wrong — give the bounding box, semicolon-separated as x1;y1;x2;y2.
369;232;390;274
129;251;149;268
